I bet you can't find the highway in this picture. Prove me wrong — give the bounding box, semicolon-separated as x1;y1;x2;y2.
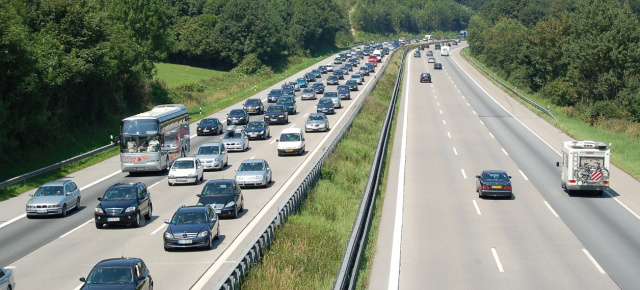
369;43;640;289
0;51;389;289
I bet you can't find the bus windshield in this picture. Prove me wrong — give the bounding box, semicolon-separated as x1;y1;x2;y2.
122;120;159;135
122;135;162;153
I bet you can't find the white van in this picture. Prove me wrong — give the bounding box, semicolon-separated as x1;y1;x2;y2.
372;49;382;61
423;35;433;41
441;46;450;56
277;128;305;156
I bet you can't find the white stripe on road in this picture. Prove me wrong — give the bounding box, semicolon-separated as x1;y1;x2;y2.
447;132;451;138
473;200;482;215
582;248;606;274
543;201;559;217
0;214;26;229
453;148;458;156
519;170;528;180
491;247;505;272
151;223;167;235
501;148;509;156
59;219;92;239
461;169;467;179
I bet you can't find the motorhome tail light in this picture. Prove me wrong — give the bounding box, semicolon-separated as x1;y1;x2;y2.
603;180;609;184
568;180;576;184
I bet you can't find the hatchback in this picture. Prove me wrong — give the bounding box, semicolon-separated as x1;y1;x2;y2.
80;257;152;290
168;157;204;185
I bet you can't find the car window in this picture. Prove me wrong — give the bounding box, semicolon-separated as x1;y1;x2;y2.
202;183;234;195
281;133;301;142
87;267;134;284
103;188;137;200
35;186;64;196
198;146;220;155
267;106;284;112
247;122;264;129
229;110;244;116
172;160;195;169
172;211;207;224
239;162;264;171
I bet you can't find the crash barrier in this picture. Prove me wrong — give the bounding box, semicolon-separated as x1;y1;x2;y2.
461;50;558;123
215;50;397;290
332;46;409;290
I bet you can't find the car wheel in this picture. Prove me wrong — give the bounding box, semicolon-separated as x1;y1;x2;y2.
145;205;152;220
133;212;141;228
232;207;238;219
214;226;220;240
240;200;244;212
168;181;173;186
76;197;81;210
200;173;204;181
95;221;104;229
478;191;483;199
61;204;68;217
208;234;215;250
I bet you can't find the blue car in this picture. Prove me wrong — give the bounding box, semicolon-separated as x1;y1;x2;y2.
297;78;308;88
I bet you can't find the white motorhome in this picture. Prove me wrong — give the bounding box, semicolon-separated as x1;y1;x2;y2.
556;140;611;194
423;35;433;41
441;46;450;56
372;49;382;61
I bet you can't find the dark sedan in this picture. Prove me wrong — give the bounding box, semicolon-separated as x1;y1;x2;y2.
327;75;340;85
163;205;220;250
267;89;283;103
312;83;325;94
420;73;432;83
196;118;223;136
264;105;289;125
316;98;336;115
80;257;153;290
94;182;152;229
434;63;443;70
243;98;264;115
476;170;513;198
244;121;270;140
197;180;244;218
227;109;248;125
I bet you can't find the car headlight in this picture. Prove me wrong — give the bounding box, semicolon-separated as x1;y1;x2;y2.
168;174;175;178
126;206;136;213
256;175;264;180
198;231;209;238
95;207;104;214
188;173;196;178
279;115;284;117
164;232;173;239
197;202;203;205
259;130;264;134
224;201;236;208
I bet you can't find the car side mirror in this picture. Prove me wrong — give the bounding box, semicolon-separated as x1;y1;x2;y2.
29;193;34;197
196;194;202;197
508;176;512;179
80;277;86;282
276;139;279;142
164;219;170;224
556;162;560;167
235;169;238;172
197;122;200;125
475;175;481;179
97;197;102;201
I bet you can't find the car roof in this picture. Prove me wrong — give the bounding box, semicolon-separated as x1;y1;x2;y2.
309;113;326;117
241;159;266;164
281;127;303;134
175;157;198;162
42;180;71;186
176;205;210;213
94;257;141;268
205;179;236;186
483;170;508;174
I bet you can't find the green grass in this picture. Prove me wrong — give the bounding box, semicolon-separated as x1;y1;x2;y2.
241;48;402;289
154;63;225;88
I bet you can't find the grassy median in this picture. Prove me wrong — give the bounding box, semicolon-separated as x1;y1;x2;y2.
241;50;403;289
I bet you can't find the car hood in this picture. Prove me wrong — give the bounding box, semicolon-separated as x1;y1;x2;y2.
306;120;326;126
227;115;245;119
265;111;285;116
223;138;245;143
81;283;137;290
236;171;265;178
170;168;197;176
244;127;265;133
167;223;209;234
27;196;65;205
98;200;137;209
198;195;234;206
197;154;222;160
317;103;333;109
197;124;217;129
244;104;261;108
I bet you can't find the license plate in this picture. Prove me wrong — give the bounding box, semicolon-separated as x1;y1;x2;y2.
285;149;293;152
249;109;255;112
177;178;186;182
37;209;47;213
107;217;120;222
203;129;209;132
135;167;144;170
492;185;502;189
214;209;221;213
178;240;192;244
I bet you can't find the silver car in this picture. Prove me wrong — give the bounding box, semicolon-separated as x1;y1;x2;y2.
26;180;81;218
350;73;364;85
235;159;272;188
196;142;228;170
0;267;15;290
323;91;342;109
222;129;250;152
301;88;317;100
305;113;330;132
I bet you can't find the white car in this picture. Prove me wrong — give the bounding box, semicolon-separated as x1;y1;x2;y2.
428;57;436;63
196;142;228;170
277;128;305;156
168;157;204;185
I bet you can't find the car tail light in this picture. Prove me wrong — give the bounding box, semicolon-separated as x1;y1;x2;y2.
481;185;491;190
568;180;576;184
504;185;512;190
603;180;609;184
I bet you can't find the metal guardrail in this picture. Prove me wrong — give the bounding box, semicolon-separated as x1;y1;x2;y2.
214;50;397;290
461;49;558;123
333;46;409;290
0;142;117;189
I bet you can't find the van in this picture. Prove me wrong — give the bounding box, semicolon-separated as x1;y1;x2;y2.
441;46;450;56
372;49;382;61
277;128;305;156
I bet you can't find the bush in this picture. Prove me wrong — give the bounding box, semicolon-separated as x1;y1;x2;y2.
175;81;206;92
542;77;578;106
233;54;265;75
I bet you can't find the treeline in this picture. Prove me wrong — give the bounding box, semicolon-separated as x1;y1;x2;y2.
351;0;475;34
468;0;640;122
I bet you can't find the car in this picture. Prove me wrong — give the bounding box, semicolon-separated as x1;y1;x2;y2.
26;180;81;218
196;142;228;170
305;72;316;82
325;63;334;72
312;69;322;78
235;159;272;188
282;87;294;96
163;205;220;250
345;80;359;91
343;63;353;71
281;83;293;90
226;109;248;125
323;91;342;108
301;88;317;100
222;129;250;151
267;89;283;103
94;182;152;229
334;57;342;64
316;97;336;115
350;73;363;85
264;104;289;125
196;118;224;136
427;50;433;56
348;58;359;67
297;77;308;88
434;63;443;70
427;57;436;63
368;58;378;67
197;179;244;218
414;51;421;57
333;70;344;80
311;83;325;94
327;75;340;85
364;62;375;72
420;72;432;83
305;113;330;132
476;170;513;198
79;257;153;290
276;95;297;114
287;81;301;91
277;127;305;156
337;85;351;100
359;66;370;76
168;157;204;185
0;267;15;290
318;65;328;73
244;120;270;140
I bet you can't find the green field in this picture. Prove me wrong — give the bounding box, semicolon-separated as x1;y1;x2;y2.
154;63;225;88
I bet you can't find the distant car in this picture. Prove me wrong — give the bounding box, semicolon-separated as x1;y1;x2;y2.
327;75;340;85
312;69;322;78
241;98;264;115
235;159;272;188
0;267;15;290
287;82;301;91
276;95;297;114
359;66;370;76
333;70;345;80
168;157;204;186
476;170;513;198
312;83;325;94
318;65;328;73
434;63;443;70
267;89;283;103
364;62;375;72
316;97;336;114
325;63;334;72
323;91;342;108
227;109;248;125
427;50;433;56
305;113;330;132
428;57;436;63
345;80;359;91
350;73;363;85
264;104;289;125
420;73;432;83
222;129;250;152
197;118;223;136
94;182;152;229
343;63;353;71
163;205;220;251
334;57;342;64
26;180;81;218
244;120;270;140
337;85;351;100
277;127;305;156
305;73;316;82
282;87;294;96
80;257;153;290
297;78;308;88
301;88;317;100
196;142;228;170
197;179;244;218
414;51;421;57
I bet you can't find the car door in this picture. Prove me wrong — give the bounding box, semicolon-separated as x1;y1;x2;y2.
135;260;151;290
220;144;228;166
265;161;272;182
0;268;8;289
137;185;151;216
196;159;203;180
234;182;243;210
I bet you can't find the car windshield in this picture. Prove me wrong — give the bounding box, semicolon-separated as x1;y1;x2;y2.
319;99;333;105
34;186;64;196
338;87;349;92
197;146;219;155
277;98;294;105
267;106;284;113
200;119;218;125
483;172;510;182
223;132;244;139
202;183;234;196
269;89;282;95
102;188;137;200
247;122;264;129
325;92;338;98
280;133;301;142
86;267;135;284
303;89;315;93
309;115;325;121
329;76;337;80
229;110;244;117
246;99;260;105
239;162;265;172
171;211;208;225
172;160;195;169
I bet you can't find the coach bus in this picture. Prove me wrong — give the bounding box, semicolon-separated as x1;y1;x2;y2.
120;104;191;173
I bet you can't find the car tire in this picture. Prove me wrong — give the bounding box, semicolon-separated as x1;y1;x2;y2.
168;181;173;186
232;207;238;219
133;212;141;228
478;191;483;199
208;235;215;250
61;204;68;217
214;226;220;240
76;197;81;210
240;200;244;212
95;222;104;229
145;205;152;220
199;173;204;181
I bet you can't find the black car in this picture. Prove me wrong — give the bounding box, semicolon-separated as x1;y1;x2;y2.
244;121;270;140
264;105;288;125
197;180;244;218
163;205;220;251
316;98;336;114
434;63;443;70
364;62;375;73
476;170;513;198
312;69;322;78
333;70;344;79
243;98;264;115
196;118;223;136
327;75;340;85
337;85;351;100
227;109;248;125
80;257;153;290
359;66;370;76
267;89;283;103
305;73;316;82
318;65;328;73
94;183;152;229
312;83;325;94
345;80;359;91
420;73;432;83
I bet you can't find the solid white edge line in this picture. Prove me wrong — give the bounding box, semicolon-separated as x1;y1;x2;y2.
491;247;505;272
543;201;559;218
582;248;606;274
151;223;168;235
453;148;458;156
519;170;529;181
473;200;481;215
447;132;451;138
461;169;467;179
59;219;92;239
501;148;509;156
388;52;411;290
489;132;495;139
442;120;446;125
479;120;484;126
270;139;277;144
148;180;161;189
73;283;84;290
0;214;26;230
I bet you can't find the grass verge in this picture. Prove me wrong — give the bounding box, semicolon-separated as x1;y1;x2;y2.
240;49;402;288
